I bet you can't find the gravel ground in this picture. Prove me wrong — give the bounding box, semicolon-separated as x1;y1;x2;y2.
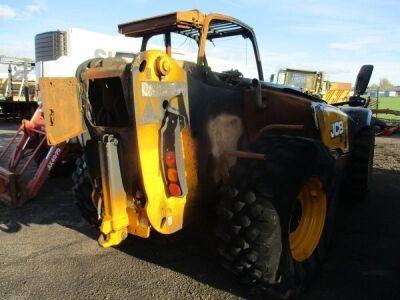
374;136;400;171
0;121;399;300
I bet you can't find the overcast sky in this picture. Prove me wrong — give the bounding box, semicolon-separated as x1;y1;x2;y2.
0;0;398;85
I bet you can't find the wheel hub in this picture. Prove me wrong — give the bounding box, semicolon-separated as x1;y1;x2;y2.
289;178;327;262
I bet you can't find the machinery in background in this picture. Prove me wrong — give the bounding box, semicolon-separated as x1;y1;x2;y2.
0;105;80;207
274;68;326;96
0;56;37;119
0;28;140;206
273;68;352;104
323;81;352;104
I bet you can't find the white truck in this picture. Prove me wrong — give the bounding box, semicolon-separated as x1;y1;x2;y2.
35;27;141;85
1;28;140;119
0;28;142;206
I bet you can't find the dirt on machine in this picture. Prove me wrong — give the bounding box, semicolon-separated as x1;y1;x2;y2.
37;10;375;298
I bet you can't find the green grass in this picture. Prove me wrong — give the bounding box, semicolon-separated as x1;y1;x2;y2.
371;97;400;121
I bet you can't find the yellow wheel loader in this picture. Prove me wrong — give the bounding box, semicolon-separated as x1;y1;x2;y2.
40;10;375;298
274;68;353;104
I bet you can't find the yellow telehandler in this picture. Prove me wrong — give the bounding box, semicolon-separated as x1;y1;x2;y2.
39;10;375;298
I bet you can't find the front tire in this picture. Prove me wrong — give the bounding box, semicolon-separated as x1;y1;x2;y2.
343;123;375;202
216;135;336;298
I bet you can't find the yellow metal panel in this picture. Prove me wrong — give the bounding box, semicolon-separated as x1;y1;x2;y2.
97;136;130;248
127;207;151;238
39;77;84;145
132;50;197;234
176;10;206;25
329;82;352;90
314;103;349;153
323;82;352;104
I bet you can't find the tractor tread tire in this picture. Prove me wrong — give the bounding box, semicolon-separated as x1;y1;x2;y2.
216;135;336;299
344;122;375;202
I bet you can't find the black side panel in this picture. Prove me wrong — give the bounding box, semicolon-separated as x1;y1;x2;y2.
342;107;372;134
187;75;244;138
185;72;245;213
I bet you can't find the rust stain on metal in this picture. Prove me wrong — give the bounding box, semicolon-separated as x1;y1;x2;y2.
83;65;127;81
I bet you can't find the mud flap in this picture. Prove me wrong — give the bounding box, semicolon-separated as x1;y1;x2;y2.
39;77;84;145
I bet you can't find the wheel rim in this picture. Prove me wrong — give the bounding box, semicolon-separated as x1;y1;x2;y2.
289;178;327;262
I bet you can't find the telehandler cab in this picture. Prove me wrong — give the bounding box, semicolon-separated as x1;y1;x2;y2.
40;10;375;298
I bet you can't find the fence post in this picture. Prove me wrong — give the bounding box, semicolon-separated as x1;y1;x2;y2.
376;87;379;118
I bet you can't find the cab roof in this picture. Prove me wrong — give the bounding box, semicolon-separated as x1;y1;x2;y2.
118;9;254;41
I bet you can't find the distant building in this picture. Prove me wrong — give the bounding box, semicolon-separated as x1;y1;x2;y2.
369;87;400;97
394;86;400;96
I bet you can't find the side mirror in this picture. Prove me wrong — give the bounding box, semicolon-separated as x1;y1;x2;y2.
354;65;374;96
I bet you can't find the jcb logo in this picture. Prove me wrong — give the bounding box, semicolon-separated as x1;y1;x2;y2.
330;121;344;138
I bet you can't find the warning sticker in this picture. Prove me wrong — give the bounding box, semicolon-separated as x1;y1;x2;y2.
140;99;160;124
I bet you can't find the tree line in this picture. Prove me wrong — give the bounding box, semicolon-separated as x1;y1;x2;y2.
368;78;396;91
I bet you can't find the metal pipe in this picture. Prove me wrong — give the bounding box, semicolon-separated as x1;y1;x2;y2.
224;150;266;160
255;124;304;140
19;135;46;175
252;78;266;109
0;127;24;161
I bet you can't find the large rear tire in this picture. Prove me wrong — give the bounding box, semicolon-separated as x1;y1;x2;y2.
216;135;336;298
